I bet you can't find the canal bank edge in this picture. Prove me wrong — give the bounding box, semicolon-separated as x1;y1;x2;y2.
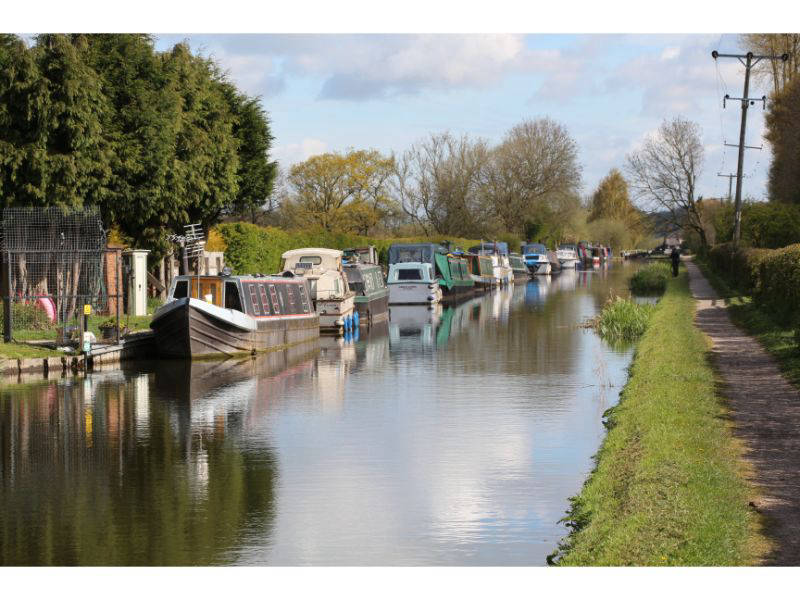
551;269;767;566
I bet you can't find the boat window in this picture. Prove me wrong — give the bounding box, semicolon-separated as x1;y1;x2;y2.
173;280;188;299
298;256;321;265
334;279;340;294
248;284;261;316
258;284;271;315
298;284;311;313
268;284;282;314
397;268;422;281
286;285;299;313
224;282;243;311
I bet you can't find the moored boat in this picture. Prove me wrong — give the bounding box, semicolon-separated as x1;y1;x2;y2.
509;253;531;281
547;250;562;274
151;272;319;359
387;261;442;304
556;244;580;269
461;252;498;289
387;243;474;303
521;243;551;275
343;262;389;326
468;242;514;286
281;248;357;335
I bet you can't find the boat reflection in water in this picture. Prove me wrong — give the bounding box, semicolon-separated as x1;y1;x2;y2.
0;342;318;566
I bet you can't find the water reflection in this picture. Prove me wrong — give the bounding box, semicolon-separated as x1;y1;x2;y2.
1;264;639;566
0;344;318;566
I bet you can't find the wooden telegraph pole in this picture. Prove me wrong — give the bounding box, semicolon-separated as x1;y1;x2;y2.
712;49;789;250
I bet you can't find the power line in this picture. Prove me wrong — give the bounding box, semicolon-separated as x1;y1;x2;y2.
711;49;790;249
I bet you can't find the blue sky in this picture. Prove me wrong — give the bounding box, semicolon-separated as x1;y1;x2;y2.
153;33;768;203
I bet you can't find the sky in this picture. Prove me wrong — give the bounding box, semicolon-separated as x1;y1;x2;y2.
151;33;773;204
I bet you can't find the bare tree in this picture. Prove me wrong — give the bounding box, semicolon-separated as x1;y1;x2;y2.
626;117;708;248
740;34;800;96
486;118;582;234
392;132;491;237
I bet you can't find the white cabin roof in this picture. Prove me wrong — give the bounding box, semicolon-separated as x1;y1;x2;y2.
281;248;343;260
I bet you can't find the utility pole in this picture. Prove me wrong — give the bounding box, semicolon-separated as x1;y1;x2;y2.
712;50;789;250
717;173;746;203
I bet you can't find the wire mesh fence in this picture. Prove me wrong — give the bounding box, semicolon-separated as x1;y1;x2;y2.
1;207;122;345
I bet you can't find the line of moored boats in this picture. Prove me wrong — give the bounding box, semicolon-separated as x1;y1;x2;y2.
150;241;612;359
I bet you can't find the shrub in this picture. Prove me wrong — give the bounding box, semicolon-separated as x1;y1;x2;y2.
594;296;655;342
754;243;800;326
629;262;671;295
712;202;800;249
708;243;774;294
0;302;53;337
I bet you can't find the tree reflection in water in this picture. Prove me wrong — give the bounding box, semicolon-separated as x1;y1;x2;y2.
0;343;318;566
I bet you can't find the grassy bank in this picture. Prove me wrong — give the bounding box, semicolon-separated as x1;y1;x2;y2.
0;342;65;360
554;272;765;565
696;259;800;388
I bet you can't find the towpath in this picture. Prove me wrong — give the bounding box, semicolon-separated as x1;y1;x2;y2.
686;259;800;565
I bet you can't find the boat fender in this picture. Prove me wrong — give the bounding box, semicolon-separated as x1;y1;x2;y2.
352;311;359;328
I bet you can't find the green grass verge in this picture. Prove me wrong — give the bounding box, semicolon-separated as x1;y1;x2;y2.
696;259;800;388
553;272;766;565
0;342;65;360
5;314;153;342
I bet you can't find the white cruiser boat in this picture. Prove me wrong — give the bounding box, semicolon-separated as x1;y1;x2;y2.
281;248;356;335
387;262;442;304
556;244;580;269
521;243;552;275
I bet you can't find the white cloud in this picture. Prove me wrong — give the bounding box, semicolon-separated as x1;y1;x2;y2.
272;138;328;167
660;46;681;60
170;34;538;101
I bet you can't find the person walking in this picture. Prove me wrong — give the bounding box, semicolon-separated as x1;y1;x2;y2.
670;246;681;277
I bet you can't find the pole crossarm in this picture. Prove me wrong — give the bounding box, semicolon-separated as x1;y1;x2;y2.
724;142;763;150
712;51;789;61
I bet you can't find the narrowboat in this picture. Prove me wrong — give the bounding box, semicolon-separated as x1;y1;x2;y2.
468;242;514;286
343;262;389;325
461;252;498;289
556;244;580;269
387;243;474;302
151;272;319;359
509;253;531;281
280;248;357;335
521;243;551;275
387;261;442;305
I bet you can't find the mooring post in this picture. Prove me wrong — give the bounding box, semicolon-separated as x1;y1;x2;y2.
3;251;11;343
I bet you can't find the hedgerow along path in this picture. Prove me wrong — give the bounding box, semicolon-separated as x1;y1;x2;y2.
688;260;800;565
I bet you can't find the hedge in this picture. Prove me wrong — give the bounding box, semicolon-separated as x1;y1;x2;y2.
215;222;509;275
707;243;774;295
755;243;800;326
707;242;800;327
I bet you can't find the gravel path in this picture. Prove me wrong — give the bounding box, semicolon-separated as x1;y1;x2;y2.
687;260;800;565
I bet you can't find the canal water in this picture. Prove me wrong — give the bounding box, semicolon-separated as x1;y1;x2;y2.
0;264;638;566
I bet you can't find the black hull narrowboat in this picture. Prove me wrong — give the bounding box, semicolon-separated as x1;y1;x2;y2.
151;275;319;359
343;262;390;326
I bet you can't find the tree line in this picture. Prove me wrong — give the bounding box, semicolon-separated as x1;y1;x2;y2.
10;34;800;256
274;119;654;251
0;34;277;257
